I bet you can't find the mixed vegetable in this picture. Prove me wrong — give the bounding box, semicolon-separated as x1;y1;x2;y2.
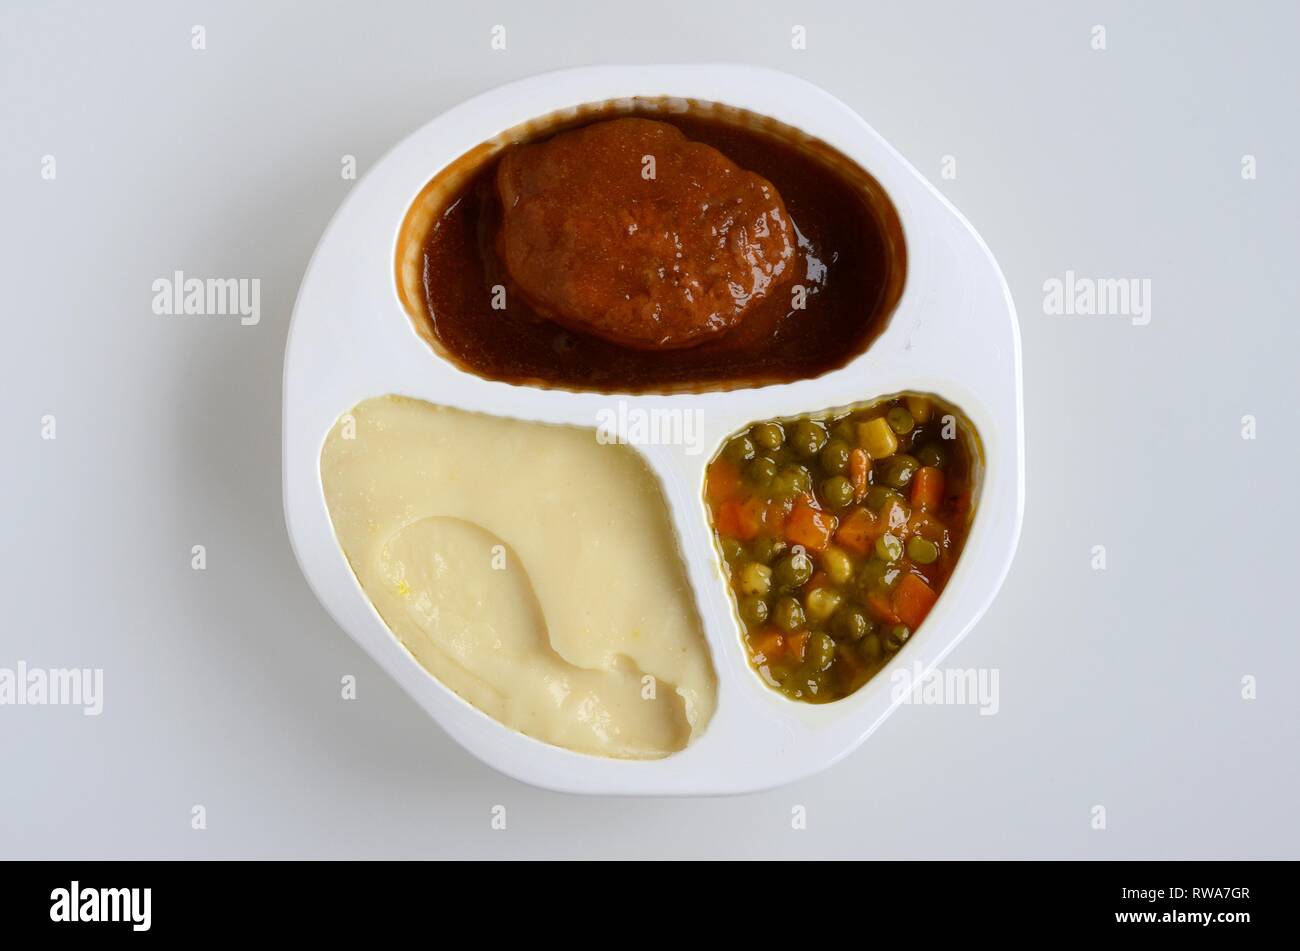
705;395;977;703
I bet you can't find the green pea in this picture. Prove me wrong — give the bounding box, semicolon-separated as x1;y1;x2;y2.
773;596;806;633
881;454;920;489
820;475;855;508
788;674;811;696
808;632;836;670
747;456;779;488
865;485;901;511
724;434;756;464
809;667;833;696
766;662;793;684
886;406;915;435
883;624;912;652
773;551;814;590
917;442;949;468
831;420;857;444
875;532;903;562
790;420;828;458
740;596;769;626
859;633;883;662
750;535;788;564
720;538;746;563
906;536;940;565
883;497;912;531
832;607;871;641
738;562;772;596
857;557;901;593
819;439;852;474
773;464;812;497
751;422;785;451
804;587;843;623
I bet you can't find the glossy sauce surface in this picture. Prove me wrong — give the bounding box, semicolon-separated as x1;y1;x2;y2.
496;117;798;350
408;106;905;392
704;395;978;703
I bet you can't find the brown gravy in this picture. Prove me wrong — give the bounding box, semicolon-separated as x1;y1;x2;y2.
396;101;906;393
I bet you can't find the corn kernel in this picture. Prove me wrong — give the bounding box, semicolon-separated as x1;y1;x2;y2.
858;417;898;459
905;395;933;423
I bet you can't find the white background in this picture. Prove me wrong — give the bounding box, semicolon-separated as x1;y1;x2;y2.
2;0;1297;859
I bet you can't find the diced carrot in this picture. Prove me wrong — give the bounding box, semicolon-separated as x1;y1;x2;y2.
715;501;742;539
911;466;945;512
905;395;933;423
865;590;901;624
749;627;785;662
716;497;763;541
849;448;871;501
786;631;810;663
835;506;880;555
705;459;742;506
893;573;938;629
785;497;837;551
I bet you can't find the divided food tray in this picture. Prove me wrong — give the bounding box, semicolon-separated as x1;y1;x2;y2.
283;65;1024;794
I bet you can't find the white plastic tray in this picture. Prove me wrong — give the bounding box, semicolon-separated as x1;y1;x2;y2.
283;65;1024;795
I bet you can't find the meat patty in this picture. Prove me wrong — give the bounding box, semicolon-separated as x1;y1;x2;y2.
495;117;797;350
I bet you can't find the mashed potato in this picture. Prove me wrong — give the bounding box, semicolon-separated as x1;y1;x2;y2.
320;396;716;758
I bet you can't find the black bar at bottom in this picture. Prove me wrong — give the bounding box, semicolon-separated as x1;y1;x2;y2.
0;860;1279;937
